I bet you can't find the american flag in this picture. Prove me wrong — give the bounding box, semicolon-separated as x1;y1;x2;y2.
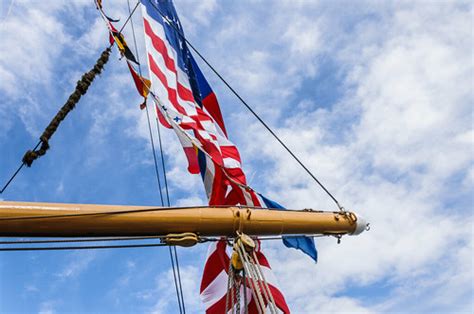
140;0;290;312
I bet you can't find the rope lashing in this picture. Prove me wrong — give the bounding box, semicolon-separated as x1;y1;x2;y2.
22;47;111;167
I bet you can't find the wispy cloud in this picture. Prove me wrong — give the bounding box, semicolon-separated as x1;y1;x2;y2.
0;0;471;313
38;300;57;314
148;265;203;314
55;251;96;279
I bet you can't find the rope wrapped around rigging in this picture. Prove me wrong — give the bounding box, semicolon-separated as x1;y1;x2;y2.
22;47;111;167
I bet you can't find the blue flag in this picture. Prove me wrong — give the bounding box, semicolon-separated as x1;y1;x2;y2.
258;194;318;262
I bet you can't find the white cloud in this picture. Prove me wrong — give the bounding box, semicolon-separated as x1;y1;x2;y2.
78;1;472;311
148;265;204;314
0;0;472;313
55;251;96;279
175;0;217;29
175;195;206;207
246;1;473;312
0;1;73;97
38;300;57;314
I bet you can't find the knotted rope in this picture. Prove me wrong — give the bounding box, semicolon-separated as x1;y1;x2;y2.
22;47;111;167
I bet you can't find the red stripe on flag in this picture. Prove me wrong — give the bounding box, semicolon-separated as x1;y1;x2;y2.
144;18;195;105
202;92;227;137
220;145;242;163
200;241;229;293
177;82;195;102
155;104;172;129
148;53;187;115
269;285;290;314
126;61;146;97
183;146;200;174
143;18;177;73
205;294;227;314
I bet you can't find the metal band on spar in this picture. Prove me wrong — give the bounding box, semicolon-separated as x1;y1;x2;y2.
0;201;368;238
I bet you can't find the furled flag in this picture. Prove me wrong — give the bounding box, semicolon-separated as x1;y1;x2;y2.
95;2;139;65
140;0;315;311
201;240;290;313
96;2;151;109
107;21;139;65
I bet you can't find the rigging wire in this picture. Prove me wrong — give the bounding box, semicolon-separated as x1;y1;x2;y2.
144;103;165;206
0;142;40;194
0;243;169;251
153;79;186;314
0;2;139;196
0;234;326;247
126;1;185;312
145;0;344;211
0;235;328;252
0;236;167;245
155;117;171;210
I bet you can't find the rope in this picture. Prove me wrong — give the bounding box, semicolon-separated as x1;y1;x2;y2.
0;46;110;194
144;0;344;211
235;277;241;314
234;237;282;314
250;250;277;312
0;2;139;195
243;266;248;314
21;48;111;167
225;260;233;313
235;243;264;314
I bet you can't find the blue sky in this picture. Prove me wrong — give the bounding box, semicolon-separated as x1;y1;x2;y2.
0;0;472;313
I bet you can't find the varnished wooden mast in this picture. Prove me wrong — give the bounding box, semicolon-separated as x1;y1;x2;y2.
0;201;367;237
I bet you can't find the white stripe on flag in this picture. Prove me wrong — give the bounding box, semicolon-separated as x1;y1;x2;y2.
200;270;228;309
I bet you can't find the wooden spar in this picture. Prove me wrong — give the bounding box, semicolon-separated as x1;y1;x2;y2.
0;201;368;238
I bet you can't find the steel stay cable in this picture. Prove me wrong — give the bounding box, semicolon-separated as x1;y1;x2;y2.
0;235;329;253
0;2;139;196
172;245;186;313
145;103;166;206
125;61;348;216
0;142;40;194
0;234;328;246
126;2;185;312
144;0;343;211
169;245;184;314
0;235;219;246
152;98;186;313
0;242;170;252
125;0;165;211
0;235;167;245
